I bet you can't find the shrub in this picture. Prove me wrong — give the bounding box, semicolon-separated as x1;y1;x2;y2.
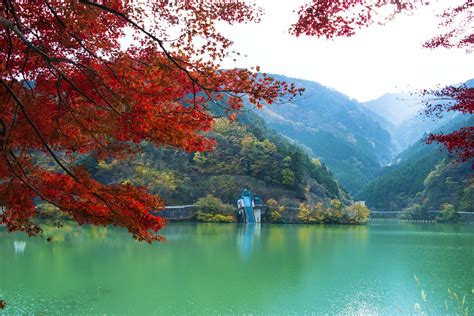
196;212;235;223
436;203;460;223
352;203;370;224
297;200;369;225
195;194;234;215
266;198;285;223
399;204;428;220
297;203;324;224
325;199;344;223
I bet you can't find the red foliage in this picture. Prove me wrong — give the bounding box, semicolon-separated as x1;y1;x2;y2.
427;127;474;165
290;1;419;38
0;1;301;241
290;0;473;52
422;1;474;52
423;86;474;117
423;85;474;163
0;300;5;309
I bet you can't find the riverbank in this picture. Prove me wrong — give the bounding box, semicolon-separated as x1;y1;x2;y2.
370;211;474;223
155;195;371;225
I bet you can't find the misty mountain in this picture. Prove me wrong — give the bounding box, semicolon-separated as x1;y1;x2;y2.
391;112;459;151
362;79;473;152
362;93;424;126
363;92;458;152
253;75;396;194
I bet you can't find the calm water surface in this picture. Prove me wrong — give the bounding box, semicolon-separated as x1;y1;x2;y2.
0;221;473;315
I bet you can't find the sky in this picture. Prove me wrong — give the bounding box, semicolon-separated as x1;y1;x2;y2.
218;0;473;102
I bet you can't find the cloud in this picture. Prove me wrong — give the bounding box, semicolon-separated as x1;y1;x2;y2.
218;0;473;102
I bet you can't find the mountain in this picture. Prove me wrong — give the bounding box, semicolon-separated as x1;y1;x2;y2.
362;79;474;152
356;115;473;214
391;112;459;151
362;93;423;126
86;109;349;208
253;75;396;195
362;92;458;152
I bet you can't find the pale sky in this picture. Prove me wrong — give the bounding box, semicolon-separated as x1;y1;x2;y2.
218;0;473;102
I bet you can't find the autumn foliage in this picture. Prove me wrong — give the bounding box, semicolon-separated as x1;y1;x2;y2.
0;1;471;242
0;1;301;241
291;0;473;51
424;85;474;164
291;0;420;39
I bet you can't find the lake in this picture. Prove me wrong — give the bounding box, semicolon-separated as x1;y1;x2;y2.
1;221;473;315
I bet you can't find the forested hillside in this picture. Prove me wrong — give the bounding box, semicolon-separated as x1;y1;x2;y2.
356;116;473;214
80;75;472;215
85;111;349;207
254;75;395;194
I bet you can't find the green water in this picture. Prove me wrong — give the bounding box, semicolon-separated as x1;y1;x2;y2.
1;221;473;315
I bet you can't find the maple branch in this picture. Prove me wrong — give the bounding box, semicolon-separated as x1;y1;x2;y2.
0;16;103;109
0;81;122;219
2;13;129;120
54;78;108;150
75;2;293;117
0;17;122;158
77;1;219;99
44;1;126;116
5;152;117;230
4;151;71;214
0;79;80;182
68;62;124;116
2;96;18;151
0;16;51;60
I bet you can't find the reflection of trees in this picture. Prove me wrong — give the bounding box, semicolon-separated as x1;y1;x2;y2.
1;223;471;314
42;224;75;243
194;223;238;244
40;223;110;243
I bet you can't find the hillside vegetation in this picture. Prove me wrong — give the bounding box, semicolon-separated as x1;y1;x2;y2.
86;112;349;209
254;75;395;194
356;116;473;216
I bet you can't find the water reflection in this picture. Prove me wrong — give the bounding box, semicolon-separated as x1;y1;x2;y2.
0;222;473;314
13;240;26;254
237;224;260;258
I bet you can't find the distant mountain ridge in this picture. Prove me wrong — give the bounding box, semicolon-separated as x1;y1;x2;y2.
362;79;474;152
362;93;424;126
238;74;472;197
253;75;396;194
362;92;459;152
